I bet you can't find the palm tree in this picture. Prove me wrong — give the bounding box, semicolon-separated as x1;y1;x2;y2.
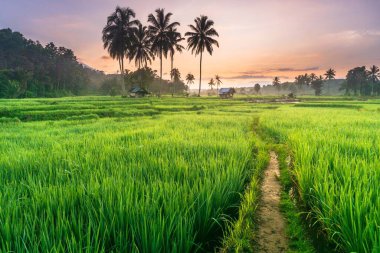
368;65;379;95
129;24;154;69
169;28;185;78
273;76;281;94
215;74;222;93
208;78;215;90
170;68;181;96
102;6;139;93
185;15;219;96
170;68;181;82
310;73;317;81
324;68;336;80
324;68;336;94
186;73;195;85
148;9;180;94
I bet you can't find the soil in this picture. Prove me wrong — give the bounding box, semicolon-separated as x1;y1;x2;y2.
255;151;288;253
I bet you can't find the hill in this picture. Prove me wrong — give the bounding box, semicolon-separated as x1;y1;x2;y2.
0;28;105;98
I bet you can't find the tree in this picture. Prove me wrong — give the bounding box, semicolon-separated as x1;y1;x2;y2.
129;24;154;69
168;28;185;77
185;16;219;96
186;73;195;86
368;65;379;95
148;9;180;94
0;29;97;97
215;74;222;93
310;73;317;81
324;68;336;80
273;76;281;94
345;66;368;95
170;68;181;96
208;78;215;90
102;7;139;93
324;68;336;94
254;83;261;94
311;76;323;96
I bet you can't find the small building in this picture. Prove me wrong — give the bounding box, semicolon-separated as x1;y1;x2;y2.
129;86;149;98
219;88;236;98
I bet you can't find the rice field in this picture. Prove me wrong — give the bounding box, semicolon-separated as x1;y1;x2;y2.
0;97;267;252
260;102;380;253
0;96;379;252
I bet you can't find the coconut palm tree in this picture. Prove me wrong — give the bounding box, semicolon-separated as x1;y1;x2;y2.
310;73;317;81
170;68;181;96
324;68;336;94
129;24;154;69
368;65;379;95
273;76;281;94
324;68;336;80
147;9;180;94
185;15;219;96
168;28;185;77
170;68;181;82
215;74;222;93
208;78;215;90
102;6;139;93
186;73;195;85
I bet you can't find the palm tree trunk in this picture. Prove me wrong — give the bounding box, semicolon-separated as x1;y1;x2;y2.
171;55;175;97
199;51;202;96
160;51;162;96
121;57;125;94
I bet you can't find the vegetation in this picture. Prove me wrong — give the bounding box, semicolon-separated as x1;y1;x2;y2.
0;96;379;252
185;16;219;96
0;96;263;252
0;29;104;98
102;7;139;93
260;101;380;253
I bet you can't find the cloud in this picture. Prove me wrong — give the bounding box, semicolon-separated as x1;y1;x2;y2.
225;75;289;80
270;66;319;72
101;55;111;60
240;67;319;75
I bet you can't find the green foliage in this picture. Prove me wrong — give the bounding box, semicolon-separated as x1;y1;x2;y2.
260;104;380;253
0;28;104;98
0;96;262;252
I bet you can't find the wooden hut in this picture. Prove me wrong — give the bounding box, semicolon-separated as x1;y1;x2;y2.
219;88;236;98
129;86;149;98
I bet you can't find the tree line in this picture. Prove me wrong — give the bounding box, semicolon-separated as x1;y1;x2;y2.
269;66;380;96
0;28;106;98
102;6;219;96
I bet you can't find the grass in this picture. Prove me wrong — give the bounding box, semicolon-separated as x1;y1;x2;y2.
0;96;265;252
0;95;379;252
260;104;380;253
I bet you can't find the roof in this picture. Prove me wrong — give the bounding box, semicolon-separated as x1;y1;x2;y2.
219;88;234;94
129;86;148;93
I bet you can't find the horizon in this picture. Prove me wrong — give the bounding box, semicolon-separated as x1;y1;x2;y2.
1;0;380;88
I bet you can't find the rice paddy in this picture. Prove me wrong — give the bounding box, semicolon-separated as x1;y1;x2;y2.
0;96;379;252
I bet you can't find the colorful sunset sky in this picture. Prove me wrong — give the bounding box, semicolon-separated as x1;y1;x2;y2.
1;0;380;87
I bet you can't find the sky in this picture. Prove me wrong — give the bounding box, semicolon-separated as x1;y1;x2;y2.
1;0;380;88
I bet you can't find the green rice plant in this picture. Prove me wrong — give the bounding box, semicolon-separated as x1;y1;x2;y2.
0;96;261;252
260;106;380;253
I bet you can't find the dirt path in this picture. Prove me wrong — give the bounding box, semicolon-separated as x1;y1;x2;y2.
256;151;288;253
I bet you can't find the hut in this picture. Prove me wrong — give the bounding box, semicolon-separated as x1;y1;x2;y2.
129;86;149;98
219;88;236;98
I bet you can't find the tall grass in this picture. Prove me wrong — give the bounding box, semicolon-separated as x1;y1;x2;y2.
261;106;380;253
0;96;259;252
